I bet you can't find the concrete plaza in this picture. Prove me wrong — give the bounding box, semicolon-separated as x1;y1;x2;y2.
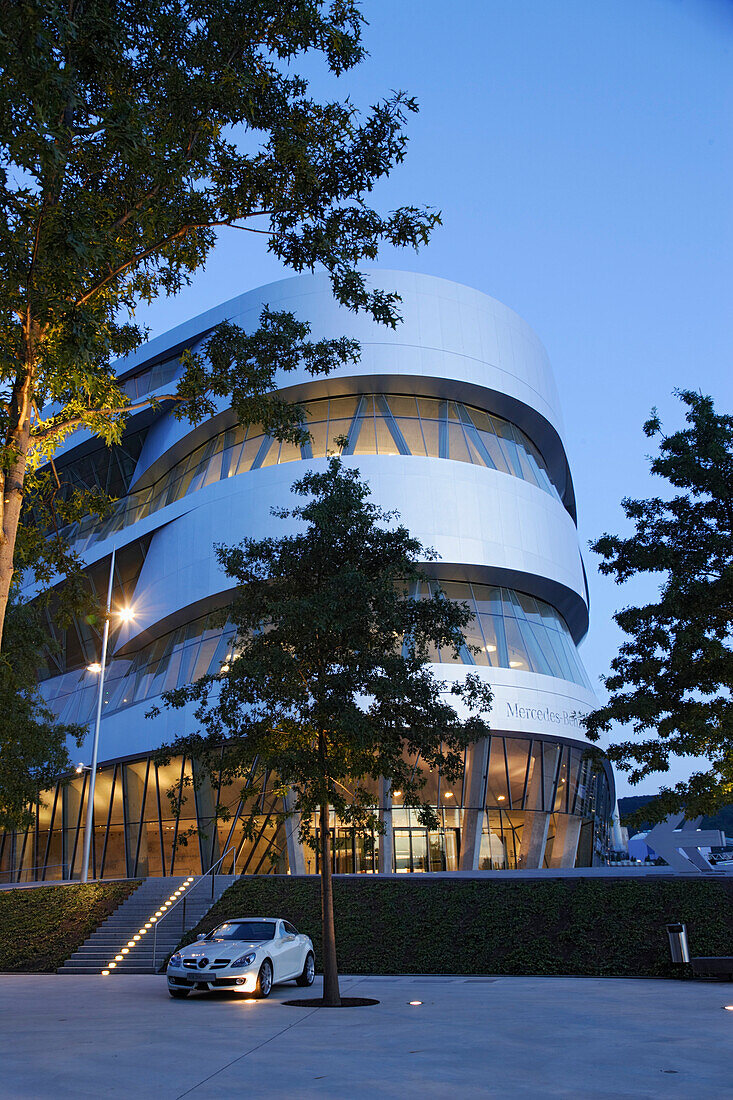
1;973;731;1099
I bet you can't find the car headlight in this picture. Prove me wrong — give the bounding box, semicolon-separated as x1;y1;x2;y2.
231;952;256;968
169;953;182;968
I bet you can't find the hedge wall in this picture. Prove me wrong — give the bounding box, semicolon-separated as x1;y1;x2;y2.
182;876;733;978
0;881;137;973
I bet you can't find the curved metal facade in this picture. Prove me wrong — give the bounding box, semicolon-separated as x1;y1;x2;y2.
1;272;614;881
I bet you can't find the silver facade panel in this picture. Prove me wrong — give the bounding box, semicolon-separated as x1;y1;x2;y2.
20;271;613;880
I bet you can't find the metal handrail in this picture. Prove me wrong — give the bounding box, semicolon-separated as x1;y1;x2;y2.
0;863;67;884
152;846;238;970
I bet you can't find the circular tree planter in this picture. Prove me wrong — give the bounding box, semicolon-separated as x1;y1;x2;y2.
283;997;379;1008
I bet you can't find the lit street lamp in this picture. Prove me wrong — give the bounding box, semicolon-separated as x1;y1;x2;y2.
80;547;135;883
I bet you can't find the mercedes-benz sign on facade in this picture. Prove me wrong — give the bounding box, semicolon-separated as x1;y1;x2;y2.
1;272;615;882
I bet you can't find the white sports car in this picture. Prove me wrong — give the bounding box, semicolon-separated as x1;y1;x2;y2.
166;917;315;999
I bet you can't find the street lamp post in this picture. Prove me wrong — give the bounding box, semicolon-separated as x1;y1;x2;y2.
80;548;116;883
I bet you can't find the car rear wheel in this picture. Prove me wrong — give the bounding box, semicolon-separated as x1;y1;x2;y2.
255;960;273;998
296;952;315;987
168;988;190;999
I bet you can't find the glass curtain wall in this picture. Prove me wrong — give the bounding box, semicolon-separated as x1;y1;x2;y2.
64;394;564;551
38;580;589;727
0;756;290;884
0;737;612;883
411;579;591;688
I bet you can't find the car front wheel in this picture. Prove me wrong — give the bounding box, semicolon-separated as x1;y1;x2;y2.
168;988;190;999
296;952;315;987
255;960;273;998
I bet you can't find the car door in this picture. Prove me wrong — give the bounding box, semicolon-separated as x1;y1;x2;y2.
267;921;289;981
279;921;304;979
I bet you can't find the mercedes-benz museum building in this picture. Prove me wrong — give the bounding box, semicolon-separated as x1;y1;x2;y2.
0;272;615;882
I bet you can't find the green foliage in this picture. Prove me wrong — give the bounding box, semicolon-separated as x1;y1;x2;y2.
0;0;437;467
586;391;733;822
0;601;87;830
0;881;136;972
0;0;438;832
155;457;492;839
180;875;733;979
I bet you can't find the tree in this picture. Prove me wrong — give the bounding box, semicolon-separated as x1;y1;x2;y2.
0;599;86;832
154;458;492;1005
585;390;733;823
0;0;439;648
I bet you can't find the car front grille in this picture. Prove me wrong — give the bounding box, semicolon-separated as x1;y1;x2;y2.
210;959;232;969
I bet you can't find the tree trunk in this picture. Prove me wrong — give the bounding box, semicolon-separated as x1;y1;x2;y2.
319;799;341;1006
0;365;34;652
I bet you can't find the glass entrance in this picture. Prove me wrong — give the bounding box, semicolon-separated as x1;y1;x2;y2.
393;828;459;872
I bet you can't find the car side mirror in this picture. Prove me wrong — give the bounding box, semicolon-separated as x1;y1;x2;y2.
196;933;207;941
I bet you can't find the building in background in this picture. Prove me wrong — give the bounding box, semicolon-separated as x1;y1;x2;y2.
0;272;614;881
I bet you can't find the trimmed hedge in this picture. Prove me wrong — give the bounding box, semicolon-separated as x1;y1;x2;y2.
0;881;137;972
181;876;733;978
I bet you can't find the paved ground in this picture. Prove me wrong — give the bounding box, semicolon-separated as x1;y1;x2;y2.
1;973;732;1099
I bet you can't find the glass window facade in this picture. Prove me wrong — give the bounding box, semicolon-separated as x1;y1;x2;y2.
39;612;236;725
38;580;589;726
0;737;612;882
39;537;152;679
412;579;592;689
120;355;182;401
63;394;564;551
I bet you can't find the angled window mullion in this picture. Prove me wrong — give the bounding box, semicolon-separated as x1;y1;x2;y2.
69;772;87;879
240;812;273;874
341;396;367;455
520;741;533;810
33;800;40;880
458;404;497;468
170;756;186;875
42;782;61;880
460;746;468;808
155;763;166;876
210;756;225;870
548;745;563;818
503;739;513;809
300;414;314;460
561;746;570;813
132;758;150;876
16;824;30;882
252;814;280;875
249;434;275;471
223;799;244;871
438;401;449;458
376;395;411;455
100;765;116;879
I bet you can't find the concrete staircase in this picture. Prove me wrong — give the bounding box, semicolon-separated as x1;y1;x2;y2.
59;874;238;975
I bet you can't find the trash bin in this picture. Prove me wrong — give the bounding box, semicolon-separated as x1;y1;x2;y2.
667;923;690;964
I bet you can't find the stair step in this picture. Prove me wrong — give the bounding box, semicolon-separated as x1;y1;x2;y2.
58;874;239;975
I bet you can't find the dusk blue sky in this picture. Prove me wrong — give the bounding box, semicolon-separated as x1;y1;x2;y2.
135;0;733;797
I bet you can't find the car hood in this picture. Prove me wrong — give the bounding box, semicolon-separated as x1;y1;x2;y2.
180;939;267;958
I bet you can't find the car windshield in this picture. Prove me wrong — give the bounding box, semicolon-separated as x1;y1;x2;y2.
209;921;276;942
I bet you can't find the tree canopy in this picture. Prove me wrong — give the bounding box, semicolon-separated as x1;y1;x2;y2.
0;0;438;648
154;457;492;1004
585;390;733;823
